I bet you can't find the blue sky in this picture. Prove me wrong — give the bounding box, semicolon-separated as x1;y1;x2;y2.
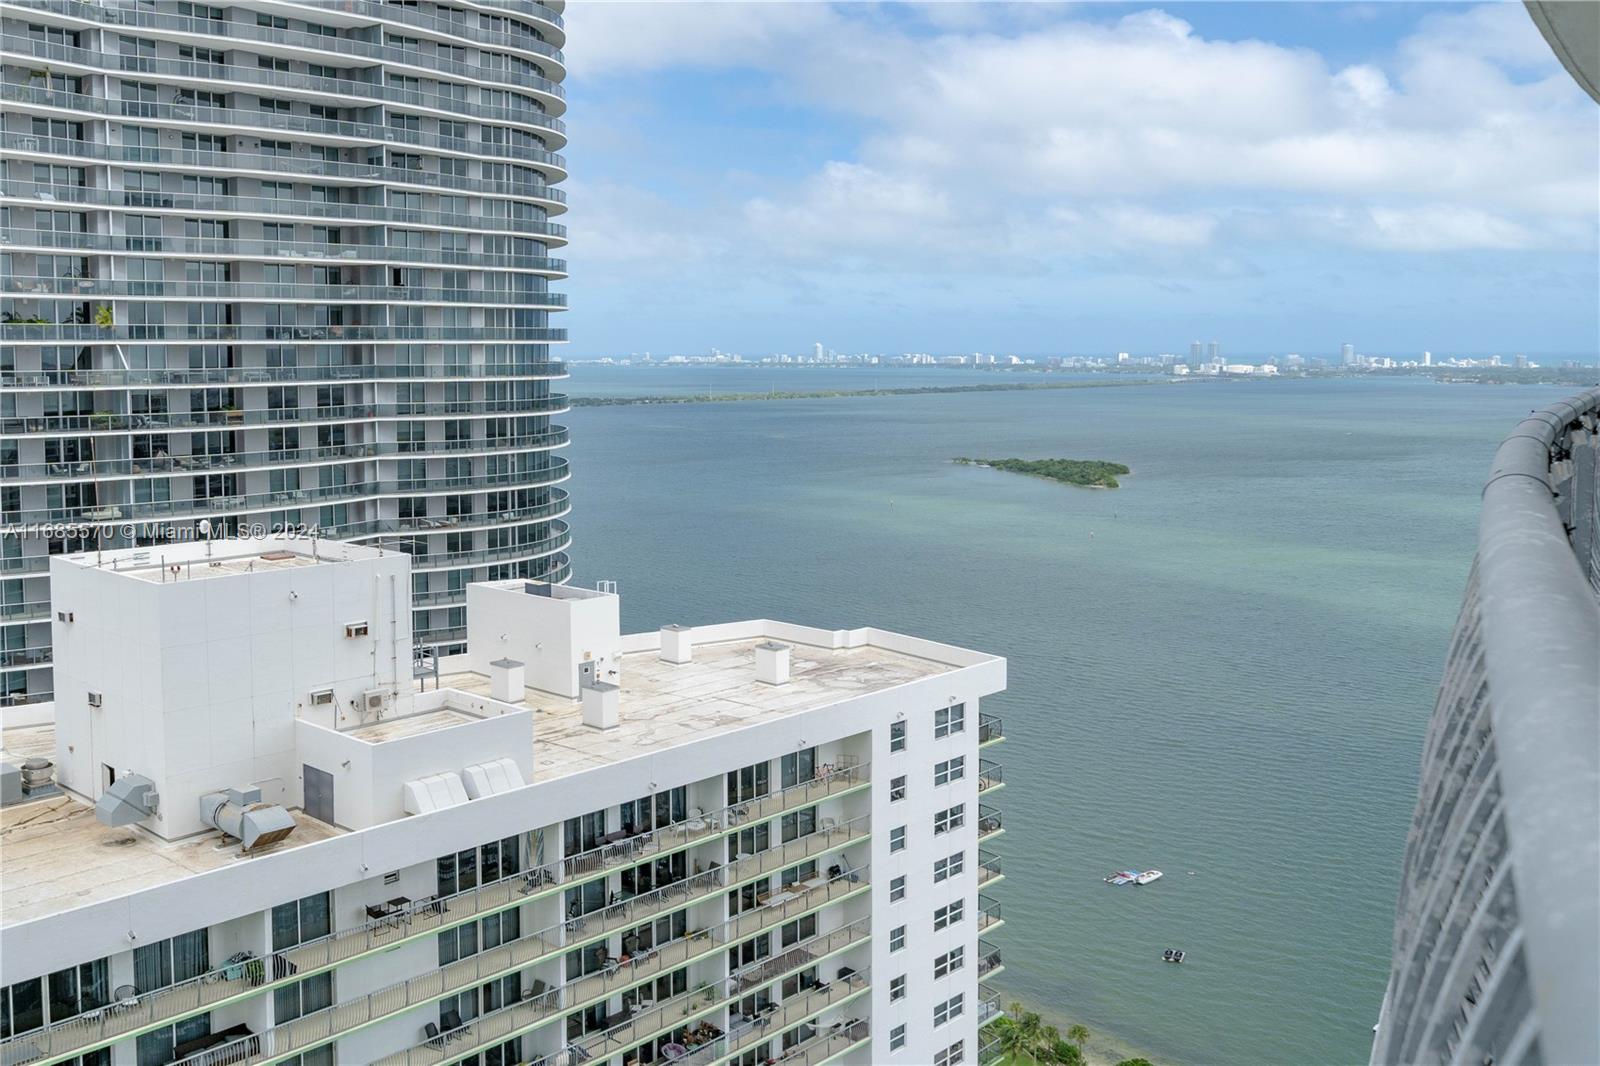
556;3;1599;359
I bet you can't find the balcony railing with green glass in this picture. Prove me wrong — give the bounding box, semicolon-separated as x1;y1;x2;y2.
977;759;1004;795
979;712;1003;746
978;850;1003;888
977;939;1004;981
0;766;869;1066
977;805;1003;843
978;894;1004;934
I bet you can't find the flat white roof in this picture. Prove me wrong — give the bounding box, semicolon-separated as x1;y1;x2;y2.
53;535;393;583
1;621;988;928
438;633;956;779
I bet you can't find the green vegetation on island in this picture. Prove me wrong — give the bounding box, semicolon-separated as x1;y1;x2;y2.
954;456;1131;489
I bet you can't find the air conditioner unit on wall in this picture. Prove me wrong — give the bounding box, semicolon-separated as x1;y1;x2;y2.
87;691;102;708
362;689;388;715
344;621;369;638
310;688;335;706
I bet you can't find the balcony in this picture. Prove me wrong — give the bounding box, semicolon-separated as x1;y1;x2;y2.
0;773;870;1065
366;885;872;1066
979;712;1003;746
978;894;1004;933
978;850;1003;888
978;989;1003;1027
977;939;1004;981
977;758;1004;795
977;804;1003;842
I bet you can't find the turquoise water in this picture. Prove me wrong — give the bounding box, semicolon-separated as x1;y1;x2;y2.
559;371;1574;1065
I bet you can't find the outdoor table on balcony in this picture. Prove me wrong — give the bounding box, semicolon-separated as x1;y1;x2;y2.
763;890;801;909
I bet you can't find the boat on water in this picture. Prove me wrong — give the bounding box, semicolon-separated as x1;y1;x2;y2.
1104;870;1140;885
1135;869;1164;885
1162;949;1185;964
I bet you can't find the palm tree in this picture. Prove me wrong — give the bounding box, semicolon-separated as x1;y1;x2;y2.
996;1015;1035;1063
1068;1023;1091;1060
1041;1025;1063;1063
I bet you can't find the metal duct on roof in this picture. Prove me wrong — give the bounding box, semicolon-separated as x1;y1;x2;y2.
402;771;469;815
95;773;159;826
461;757;525;799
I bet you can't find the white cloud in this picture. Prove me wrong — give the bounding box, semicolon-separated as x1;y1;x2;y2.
568;1;1598;284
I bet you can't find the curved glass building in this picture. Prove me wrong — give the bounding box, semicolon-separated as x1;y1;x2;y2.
0;0;572;708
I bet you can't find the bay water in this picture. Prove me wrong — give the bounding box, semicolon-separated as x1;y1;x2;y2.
559;368;1574;1064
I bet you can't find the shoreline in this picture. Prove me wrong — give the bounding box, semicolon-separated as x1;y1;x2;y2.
567;379;1169;406
992;990;1170;1066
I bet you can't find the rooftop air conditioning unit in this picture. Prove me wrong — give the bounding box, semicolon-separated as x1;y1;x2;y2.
344;621;369;638
310;688;335;706
87;691;102;708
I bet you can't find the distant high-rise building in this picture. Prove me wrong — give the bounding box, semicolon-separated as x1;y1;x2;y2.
1190;341;1203;366
1515;353;1529;369
1207;341;1220;363
815;342;825;361
1423;351;1432;366
1341;343;1356;366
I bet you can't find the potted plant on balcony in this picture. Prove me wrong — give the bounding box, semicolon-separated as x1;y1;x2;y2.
93;304;114;329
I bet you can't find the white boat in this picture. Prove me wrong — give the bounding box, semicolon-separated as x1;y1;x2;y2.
1135;869;1163;885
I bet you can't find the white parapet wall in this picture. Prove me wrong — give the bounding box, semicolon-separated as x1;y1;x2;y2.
464;580;621;698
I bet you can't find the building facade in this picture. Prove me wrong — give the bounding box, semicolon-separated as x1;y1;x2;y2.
1370;389;1599;1065
0;537;1010;1066
0;0;572;713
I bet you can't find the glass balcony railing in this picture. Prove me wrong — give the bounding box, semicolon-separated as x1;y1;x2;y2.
5;431;570;483
979;711;1003;745
24;0;567;94
0;181;568;244
978;894;1003;933
0;33;564;107
978;759;1004;794
0;322;566;345
978;989;1002;1028
3;275;566;308
978;939;1004;980
678;960;872;1065
2;225;566;274
978;850;1003;887
978;804;1003;841
0;770;870;1064
2;396;570;436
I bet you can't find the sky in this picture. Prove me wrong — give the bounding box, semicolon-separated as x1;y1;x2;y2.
554;2;1600;359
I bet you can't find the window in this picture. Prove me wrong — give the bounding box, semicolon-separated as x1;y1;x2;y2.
933;851;965;883
890;1025;907;1052
889;721;906;753
779;747;815;789
889;925;906;952
934;946;965;979
933;804;965;835
934;756;965;786
889;875;906;902
133;929;209;992
889;975;906;1001
933;993;964;1027
271;892;330;951
137;1015;211;1066
934;899;965;931
889;775;906;802
935;1039;966;1066
273;972;332;1024
890;826;906;853
935;704;966;737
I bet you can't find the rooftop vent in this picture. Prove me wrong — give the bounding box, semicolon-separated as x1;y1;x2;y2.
489;658;525;702
199;786;296;851
402;771;469;815
582;680;620;730
461;757;526;799
96;772;159;827
755;642;791;686
660;624;693;664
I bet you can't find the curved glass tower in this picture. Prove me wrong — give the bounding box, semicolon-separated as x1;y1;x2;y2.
0;0;572;708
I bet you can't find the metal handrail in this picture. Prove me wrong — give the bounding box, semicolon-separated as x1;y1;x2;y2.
977;758;1003;792
978;850;1003;885
2;275;566;307
979;712;1003;744
977;938;1003;977
977;804;1003;837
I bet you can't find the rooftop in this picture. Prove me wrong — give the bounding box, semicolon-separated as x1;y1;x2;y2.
1;624;973;928
53;535;392;584
437;633;956;779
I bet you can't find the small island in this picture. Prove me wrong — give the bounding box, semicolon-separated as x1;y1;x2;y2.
953;456;1131;488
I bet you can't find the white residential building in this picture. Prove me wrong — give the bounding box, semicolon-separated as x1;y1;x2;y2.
0;537;1009;1066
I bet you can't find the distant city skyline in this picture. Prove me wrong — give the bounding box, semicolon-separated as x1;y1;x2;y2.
559;2;1598;357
